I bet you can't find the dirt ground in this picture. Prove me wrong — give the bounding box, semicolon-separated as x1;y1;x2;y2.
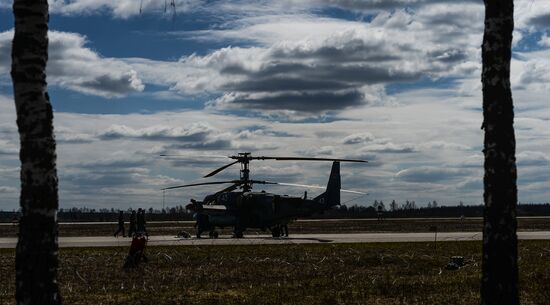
1;241;549;305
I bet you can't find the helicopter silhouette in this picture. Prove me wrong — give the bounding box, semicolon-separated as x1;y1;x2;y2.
161;152;367;238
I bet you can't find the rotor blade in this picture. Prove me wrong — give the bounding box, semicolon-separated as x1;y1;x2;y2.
204;160;240;178
260;181;367;194
215;181;243;194
159;154;228;158
249;180;278;185
253;156;367;163
161;180;240;191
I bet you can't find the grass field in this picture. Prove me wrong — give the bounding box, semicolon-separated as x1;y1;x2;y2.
2;217;550;237
1;241;550;305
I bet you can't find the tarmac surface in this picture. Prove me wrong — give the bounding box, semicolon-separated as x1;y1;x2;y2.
1;231;550;248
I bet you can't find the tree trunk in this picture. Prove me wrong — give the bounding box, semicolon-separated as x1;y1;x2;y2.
481;1;519;305
11;0;61;304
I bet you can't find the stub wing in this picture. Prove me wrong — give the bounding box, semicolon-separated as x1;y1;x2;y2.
202;205;227;211
189;204;228;216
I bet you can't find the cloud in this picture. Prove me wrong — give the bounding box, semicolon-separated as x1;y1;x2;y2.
210;89;367;112
95;123;282;151
0;0;481;19
362;142;417;153
538;33;550;47
55;127;95;144
420;141;471;151
313;0;480;11
2;3;486;113
342;133;423;154
98;123;214;142
456;177;482;191
517;151;550;167
527;14;550;27
166;138;233;150
77;158;151;170
49;0;203;19
0;186;17;193
395;166;469;183
343;133;375;144
56;134;95;144
149;9;481;113
512;50;550;92
0;30;145;98
0;140;18;155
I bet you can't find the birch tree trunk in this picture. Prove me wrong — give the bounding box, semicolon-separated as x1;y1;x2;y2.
11;0;61;304
481;1;519;305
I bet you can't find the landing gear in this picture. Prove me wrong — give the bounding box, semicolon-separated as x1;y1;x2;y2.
232;226;244;238
195;213;211;239
271;226;281;238
271;225;289;238
232;231;244;238
209;231;219;239
281;225;289;237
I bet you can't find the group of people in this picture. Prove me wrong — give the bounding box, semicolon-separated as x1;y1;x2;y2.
114;208;148;238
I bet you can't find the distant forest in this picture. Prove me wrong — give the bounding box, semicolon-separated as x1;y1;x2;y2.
1;202;550;222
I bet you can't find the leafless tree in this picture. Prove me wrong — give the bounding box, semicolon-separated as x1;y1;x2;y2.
11;0;61;304
481;1;518;304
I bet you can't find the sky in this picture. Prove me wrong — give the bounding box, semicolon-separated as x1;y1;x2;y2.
1;0;550;211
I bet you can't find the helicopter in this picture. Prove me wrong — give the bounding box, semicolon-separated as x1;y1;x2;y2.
161;152;367;238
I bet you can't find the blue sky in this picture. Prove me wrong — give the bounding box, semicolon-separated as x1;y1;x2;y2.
1;0;550;210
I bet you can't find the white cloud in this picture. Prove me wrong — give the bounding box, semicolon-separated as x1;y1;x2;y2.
138;9;482;113
50;0;203;19
0;186;17;193
538;33;550;47
98;123;215;141
395;166;470;183
343;133;375;144
0;139;18;155
517;151;550;166
0;30;145;98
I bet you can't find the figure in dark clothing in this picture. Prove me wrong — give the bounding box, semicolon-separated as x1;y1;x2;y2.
136;208;148;237
123;233;148;268
377;205;384;221
281;224;289;237
141;209;148;237
128;210;137;237
194;213;211;238
114;211;125;237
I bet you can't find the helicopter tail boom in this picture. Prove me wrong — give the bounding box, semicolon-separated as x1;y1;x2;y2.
313;161;341;207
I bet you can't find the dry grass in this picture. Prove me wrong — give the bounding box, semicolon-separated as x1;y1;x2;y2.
1;241;550;304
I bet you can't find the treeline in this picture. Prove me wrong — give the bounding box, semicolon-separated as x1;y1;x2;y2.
314;202;550;219
0;206;193;222
1;203;550;222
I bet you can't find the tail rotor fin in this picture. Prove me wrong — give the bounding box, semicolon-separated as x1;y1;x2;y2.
314;161;341;207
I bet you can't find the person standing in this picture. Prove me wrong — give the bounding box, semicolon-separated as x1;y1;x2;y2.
140;209;149;238
114;211;125;237
128;210;137;237
137;208;144;233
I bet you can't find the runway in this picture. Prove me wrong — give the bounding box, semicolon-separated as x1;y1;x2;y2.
1;231;550;248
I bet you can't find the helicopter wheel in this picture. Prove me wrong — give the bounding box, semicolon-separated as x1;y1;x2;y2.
209;231;219;239
281;225;289;237
271;226;281;238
